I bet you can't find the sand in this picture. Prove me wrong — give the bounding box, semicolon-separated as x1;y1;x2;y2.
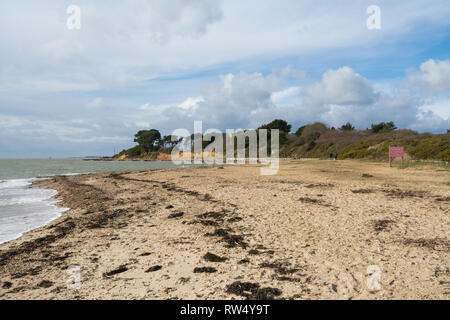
0;159;448;300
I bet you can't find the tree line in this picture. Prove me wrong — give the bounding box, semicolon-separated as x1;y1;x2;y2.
127;120;444;156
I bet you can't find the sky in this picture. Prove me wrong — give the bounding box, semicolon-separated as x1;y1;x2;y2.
0;0;449;158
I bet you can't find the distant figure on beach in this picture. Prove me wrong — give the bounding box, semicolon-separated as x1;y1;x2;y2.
330;153;333;160
334;152;338;160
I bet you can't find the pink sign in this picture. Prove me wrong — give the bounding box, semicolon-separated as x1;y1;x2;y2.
389;146;404;158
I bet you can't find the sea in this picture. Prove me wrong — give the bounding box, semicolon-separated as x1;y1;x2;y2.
0;159;191;244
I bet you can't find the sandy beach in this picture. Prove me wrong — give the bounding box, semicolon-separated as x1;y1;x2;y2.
0;159;448;300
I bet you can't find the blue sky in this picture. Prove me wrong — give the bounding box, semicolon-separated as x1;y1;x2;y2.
0;0;449;158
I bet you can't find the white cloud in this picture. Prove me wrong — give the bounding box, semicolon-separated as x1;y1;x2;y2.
419;99;450;119
1;1;450;156
410;110;450;133
139;103;150;110
319;94;420;130
0;0;224;93
0;114;133;147
303;67;376;106
409;59;450;93
179;96;204;110
135;71;284;130
2;58;449;158
2;1;449;94
131;64;450;134
90;0;224;43
58;136;131;144
271;87;302;105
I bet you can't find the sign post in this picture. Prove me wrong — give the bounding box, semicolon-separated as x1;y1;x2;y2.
389;146;404;167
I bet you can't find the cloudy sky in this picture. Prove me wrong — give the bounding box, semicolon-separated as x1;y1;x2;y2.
1;0;449;158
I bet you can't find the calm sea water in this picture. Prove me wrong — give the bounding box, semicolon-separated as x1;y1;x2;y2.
0;159;192;244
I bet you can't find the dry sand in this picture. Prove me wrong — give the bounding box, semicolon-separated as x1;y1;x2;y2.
0;159;449;300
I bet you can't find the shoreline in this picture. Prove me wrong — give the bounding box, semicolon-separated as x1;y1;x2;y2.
0;164;211;246
0;178;68;246
0;160;448;299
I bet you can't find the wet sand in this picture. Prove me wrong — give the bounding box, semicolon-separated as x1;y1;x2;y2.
0;160;449;300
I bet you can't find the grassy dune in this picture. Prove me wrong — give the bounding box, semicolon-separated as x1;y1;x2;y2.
281;126;450;162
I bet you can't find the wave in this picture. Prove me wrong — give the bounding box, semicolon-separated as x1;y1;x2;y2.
0;188;58;206
0;178;33;189
0;178;68;244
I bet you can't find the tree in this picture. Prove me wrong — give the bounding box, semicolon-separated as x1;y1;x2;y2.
371;121;397;133
134;129;161;152
258;119;292;146
258;119;292;133
258;119;291;145
159;135;182;149
340;122;355;131
295;125;306;136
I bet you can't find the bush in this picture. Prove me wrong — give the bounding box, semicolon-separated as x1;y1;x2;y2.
306;132;321;141
294;137;306;146
295;125;306;136
126;146;142;157
306;141;316;151
371;121;397;133
340;122;355;131
301;123;328;138
258;119;292;133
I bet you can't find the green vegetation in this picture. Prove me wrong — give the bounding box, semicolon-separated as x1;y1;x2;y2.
258;119;291;133
295;125;306;136
396;160;450;170
134;129;161;153
280;122;449;162
258;119;291;145
371;121;397;133
362;173;374;178
116;120;450;162
340;122;355;131
117;129;181;159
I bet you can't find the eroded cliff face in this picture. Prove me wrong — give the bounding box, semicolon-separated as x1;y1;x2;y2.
157;153;173;161
114;152;159;161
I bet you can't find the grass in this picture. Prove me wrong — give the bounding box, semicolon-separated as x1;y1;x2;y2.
362;173;374;178
396;160;450;171
280;128;450;162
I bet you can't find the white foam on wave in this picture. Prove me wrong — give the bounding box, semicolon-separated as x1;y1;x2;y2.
0;178;68;244
0;188;58;206
0;178;33;189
